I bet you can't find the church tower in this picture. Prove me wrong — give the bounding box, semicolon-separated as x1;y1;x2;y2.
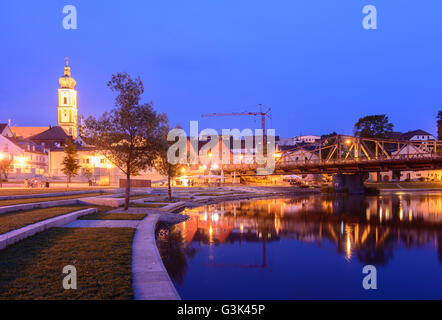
58;58;78;138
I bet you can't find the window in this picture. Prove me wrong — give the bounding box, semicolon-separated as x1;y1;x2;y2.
64;97;67;104
100;159;105;164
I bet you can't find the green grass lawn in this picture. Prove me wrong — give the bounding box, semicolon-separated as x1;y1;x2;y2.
130;203;166;208
79;213;147;220
0;188;116;197
0;227;135;300
0;205;112;235
116;194;158;199
143;198;189;203
0;192;112;207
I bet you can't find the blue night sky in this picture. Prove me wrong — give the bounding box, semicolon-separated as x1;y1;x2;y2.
0;1;441;137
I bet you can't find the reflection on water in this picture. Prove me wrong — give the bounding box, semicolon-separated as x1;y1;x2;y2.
156;193;442;299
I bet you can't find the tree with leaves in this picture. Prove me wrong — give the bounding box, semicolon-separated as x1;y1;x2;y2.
354;114;394;139
85;72;168;210
61;139;80;187
83;167;94;185
437;111;442;141
320;132;337;140
0;156;13;187
154;124;182;201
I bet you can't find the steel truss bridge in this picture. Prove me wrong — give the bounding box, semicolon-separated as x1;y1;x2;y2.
220;135;442;175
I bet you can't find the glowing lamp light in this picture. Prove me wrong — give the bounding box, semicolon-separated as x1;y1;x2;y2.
345;139;351;145
181;167;186;173
15;157;26;167
0;153;5;160
91;156;101;166
211;164;219;170
208;152;213;158
273;153;282;158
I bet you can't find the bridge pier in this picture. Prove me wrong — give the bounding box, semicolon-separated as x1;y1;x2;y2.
332;173;364;194
376;172;381;182
392;170;401;182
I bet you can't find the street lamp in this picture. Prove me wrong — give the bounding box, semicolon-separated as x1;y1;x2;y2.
15;157;26;168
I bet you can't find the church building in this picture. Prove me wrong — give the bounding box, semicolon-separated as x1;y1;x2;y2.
1;59;164;185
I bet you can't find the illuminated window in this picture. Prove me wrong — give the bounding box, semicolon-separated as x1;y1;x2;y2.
64;97;67;104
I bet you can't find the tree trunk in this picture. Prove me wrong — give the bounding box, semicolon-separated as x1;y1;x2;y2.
438;120;442;141
168;175;172;201
124;172;131;211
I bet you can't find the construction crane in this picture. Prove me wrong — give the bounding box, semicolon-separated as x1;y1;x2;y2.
201;104;271;144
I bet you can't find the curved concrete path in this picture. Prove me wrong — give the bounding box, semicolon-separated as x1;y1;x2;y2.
132;214;180;300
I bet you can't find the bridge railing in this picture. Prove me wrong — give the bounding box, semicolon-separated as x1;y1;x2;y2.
218;152;442;171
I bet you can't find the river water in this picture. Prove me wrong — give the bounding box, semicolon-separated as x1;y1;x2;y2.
156;192;442;299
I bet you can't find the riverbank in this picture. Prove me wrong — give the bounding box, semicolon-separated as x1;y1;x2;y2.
181;186;319;207
367;181;442;190
130;186;320;300
0;186;319;300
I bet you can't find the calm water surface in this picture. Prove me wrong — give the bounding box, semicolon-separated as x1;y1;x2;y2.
156;192;442;299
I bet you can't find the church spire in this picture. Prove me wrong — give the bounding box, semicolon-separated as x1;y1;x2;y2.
59;57;76;89
58;58;78;138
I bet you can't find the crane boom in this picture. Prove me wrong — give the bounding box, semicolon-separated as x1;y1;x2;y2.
202;112;259;117
201;104;271;153
201;104;271;131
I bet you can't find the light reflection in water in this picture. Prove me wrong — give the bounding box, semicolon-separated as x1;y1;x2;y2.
156;193;442;299
174;194;442;262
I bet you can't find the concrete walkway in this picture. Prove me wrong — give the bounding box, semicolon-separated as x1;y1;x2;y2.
62;220;140;228
107;208;157;214
132;214;180;300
